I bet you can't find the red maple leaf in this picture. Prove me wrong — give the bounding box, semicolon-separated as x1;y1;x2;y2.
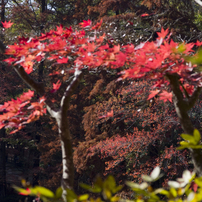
51;80;61;93
55;25;64;35
183;84;194;95
196;40;202;46
159;90;172;102
57;57;68;64
79;20;92;28
2;21;13;28
157;28;169;39
3;57;16;65
190;181;198;193
147;90;160;100
91;19;103;30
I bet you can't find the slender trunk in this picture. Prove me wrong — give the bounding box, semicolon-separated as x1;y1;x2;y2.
166;73;202;176
53;110;74;194
10;64;81;201
57;112;74;192
47;70;83;201
166;73;194;134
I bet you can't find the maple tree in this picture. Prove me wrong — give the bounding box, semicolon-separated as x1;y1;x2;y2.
0;19;115;201
2;7;202;201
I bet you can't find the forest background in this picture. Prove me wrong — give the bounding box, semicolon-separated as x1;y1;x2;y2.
1;0;202;201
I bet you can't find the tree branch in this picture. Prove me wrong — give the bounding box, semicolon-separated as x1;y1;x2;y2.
13;66;45;95
194;0;202;7
166;73;202;176
60;68;83;115
179;80;190;99
52;69;83;202
187;87;202;110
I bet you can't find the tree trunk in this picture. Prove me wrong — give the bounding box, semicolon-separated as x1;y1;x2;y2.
167;73;202;176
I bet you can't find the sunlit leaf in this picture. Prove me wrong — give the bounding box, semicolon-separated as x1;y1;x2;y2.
181;134;197;145
170;187;177;197
55;187;63;199
78;194;89;201
193;129;201;144
154;188;169;196
80;183;102;193
35;186;54;198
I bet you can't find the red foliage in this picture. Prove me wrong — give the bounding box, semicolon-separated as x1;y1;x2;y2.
76;78;190;184
1;21;13;29
2;19;202;189
0;91;46;133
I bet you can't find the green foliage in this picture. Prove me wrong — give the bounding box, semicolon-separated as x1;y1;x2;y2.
13;166;202;202
80;175;122;201
177;129;202;150
14;176;122;202
13;130;202;202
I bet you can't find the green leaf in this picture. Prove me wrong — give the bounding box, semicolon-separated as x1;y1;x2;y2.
13;185;32;196
181;134;197;145
80;183;102;193
180;141;191;146
131;188;150;196
78;194;89;201
150;193;160;200
197;188;202;201
66;189;77;199
177;44;186;53
79;183;92;191
154;188;169;196
40;196;49;202
112;185;123;193
184;183;191;193
94;175;103;188
104;175;116;190
175;199;183;202
177;144;202;150
194;178;202;187
177;146;185;150
188;48;202;64
55;187;63;199
170;187;177;198
193;129;201;144
103;189;111;200
110;196;120;202
35;186;54;198
186;145;202;149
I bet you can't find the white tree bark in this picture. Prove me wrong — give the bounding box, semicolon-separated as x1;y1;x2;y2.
13;65;83;202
